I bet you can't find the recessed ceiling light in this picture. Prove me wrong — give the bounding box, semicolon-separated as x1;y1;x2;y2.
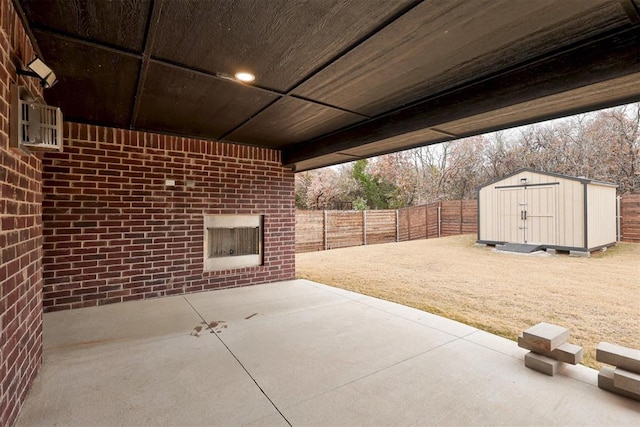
234;72;255;83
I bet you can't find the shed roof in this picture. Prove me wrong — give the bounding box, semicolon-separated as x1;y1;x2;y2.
478;168;618;190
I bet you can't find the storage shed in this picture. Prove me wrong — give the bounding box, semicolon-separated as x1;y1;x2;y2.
477;169;617;254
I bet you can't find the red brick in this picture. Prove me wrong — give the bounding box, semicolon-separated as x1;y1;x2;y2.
1;1;44;423
42;122;295;316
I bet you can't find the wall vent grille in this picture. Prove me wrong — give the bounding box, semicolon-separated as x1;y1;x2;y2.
11;85;63;153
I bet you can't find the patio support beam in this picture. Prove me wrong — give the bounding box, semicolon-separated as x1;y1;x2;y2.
283;26;640;169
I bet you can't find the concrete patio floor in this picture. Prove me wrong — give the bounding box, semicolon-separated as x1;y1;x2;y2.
17;279;639;426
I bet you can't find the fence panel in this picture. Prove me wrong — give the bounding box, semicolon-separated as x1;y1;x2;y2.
438;200;479;236
462;200;478;234
297;195;639;252
295;210;324;252
440;200;462;236
327;211;364;249
366;210;397;245
406;206;428;240
398;209;409;242
427;203;439;238
621;194;640;242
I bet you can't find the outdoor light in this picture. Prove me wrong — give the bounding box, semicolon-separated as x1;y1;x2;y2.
17;57;57;88
520;177;528;184
234;72;255;83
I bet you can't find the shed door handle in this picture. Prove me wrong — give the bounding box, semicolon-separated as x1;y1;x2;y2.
524;210;527;220
521;211;524;220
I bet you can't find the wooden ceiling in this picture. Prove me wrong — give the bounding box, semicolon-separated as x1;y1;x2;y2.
16;0;640;171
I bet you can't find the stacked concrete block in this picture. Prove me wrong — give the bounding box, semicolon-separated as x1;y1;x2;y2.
518;322;583;376
596;342;640;401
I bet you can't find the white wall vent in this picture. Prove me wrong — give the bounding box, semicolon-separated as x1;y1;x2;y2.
10;84;63;153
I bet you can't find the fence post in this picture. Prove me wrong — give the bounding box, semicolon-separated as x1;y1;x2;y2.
616;196;621;241
460;199;463;235
395;209;399;242
323;210;328;250
437;203;441;237
363;210;367;246
425;204;428;239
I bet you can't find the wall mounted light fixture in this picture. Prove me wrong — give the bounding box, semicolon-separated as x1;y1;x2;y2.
17;57;57;88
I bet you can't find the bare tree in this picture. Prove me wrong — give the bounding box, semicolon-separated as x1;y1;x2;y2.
295;103;640;209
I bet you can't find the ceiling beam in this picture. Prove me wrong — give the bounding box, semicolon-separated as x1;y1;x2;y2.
130;0;164;127
430;128;459;138
27;22;371;135
28;26;143;59
282;0;424;94
193;0;419;141
620;0;640;23
283;26;640;167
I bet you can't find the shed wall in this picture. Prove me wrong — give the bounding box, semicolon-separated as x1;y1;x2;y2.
556;178;585;248
586;184;617;249
478;170;586;248
478;186;494;242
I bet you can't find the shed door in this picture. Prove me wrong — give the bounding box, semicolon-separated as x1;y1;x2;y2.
525;185;557;245
498;188;526;243
497;185;557;245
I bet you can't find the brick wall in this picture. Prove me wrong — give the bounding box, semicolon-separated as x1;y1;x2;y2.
42;123;295;311
0;0;45;425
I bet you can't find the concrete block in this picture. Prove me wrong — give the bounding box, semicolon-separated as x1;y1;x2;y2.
524;352;559;376
598;366;640;401
522;322;569;351
613;368;640;394
569;250;589;257
545;249;557;255
596;342;640;374
554;343;584;364
518;334;583;364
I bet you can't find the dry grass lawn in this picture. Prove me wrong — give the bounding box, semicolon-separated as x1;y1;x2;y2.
296;235;640;369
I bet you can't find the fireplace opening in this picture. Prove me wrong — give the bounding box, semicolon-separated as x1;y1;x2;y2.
204;215;263;271
208;227;260;258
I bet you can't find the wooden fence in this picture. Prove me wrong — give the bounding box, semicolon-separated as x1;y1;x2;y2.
296;200;477;252
620;194;640;243
297;194;640;252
